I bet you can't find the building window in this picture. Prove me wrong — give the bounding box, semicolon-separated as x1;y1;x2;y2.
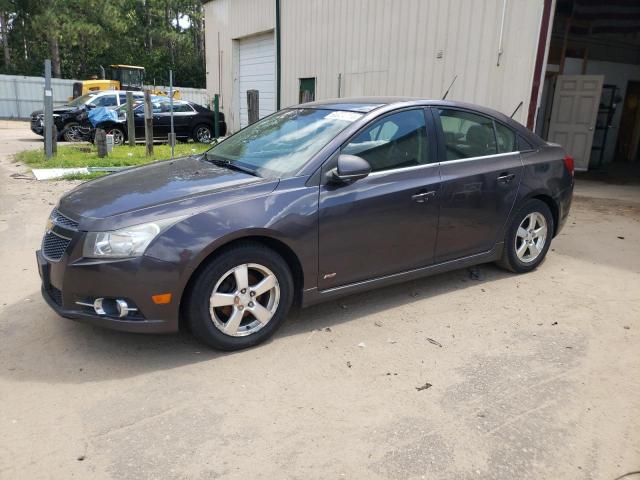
299;78;316;103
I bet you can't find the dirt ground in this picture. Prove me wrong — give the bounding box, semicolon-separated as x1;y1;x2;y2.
1;120;639;480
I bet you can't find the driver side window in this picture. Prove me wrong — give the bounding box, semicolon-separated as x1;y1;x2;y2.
342;109;428;172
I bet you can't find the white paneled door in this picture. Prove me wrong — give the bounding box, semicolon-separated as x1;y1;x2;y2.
238;32;276;129
547;75;604;171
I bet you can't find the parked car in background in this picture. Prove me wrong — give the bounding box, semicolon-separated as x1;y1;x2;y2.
37;98;573;351
30;90;145;142
95;98;227;145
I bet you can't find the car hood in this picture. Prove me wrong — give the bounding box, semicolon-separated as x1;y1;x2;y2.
31;105;82;117
58;155;276;230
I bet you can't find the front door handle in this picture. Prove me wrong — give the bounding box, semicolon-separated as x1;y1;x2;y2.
497;173;516;184
412;191;436;203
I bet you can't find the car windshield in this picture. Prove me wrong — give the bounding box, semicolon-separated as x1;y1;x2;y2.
206;108;362;178
68;93;98;107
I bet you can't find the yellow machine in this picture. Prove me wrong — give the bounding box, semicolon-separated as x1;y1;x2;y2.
72;65;180;99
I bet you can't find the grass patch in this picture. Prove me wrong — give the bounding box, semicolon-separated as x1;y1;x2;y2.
15;142;211;169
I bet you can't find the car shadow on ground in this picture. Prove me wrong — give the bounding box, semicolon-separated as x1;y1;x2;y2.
0;263;511;384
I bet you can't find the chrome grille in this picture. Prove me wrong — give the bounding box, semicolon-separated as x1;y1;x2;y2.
43;231;71;261
51;208;79;230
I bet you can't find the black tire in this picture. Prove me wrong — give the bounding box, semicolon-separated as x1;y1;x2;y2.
62;122;83;142
192;124;213;143
496;199;554;273
184;242;294;351
106;126;126;146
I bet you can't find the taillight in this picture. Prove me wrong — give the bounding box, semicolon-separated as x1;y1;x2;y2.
563;155;574;177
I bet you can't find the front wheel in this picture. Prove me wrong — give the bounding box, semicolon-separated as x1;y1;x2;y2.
184;243;294;350
62;122;84;142
106;127;126;146
497;199;554;273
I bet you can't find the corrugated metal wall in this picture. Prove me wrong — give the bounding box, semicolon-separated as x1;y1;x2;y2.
0;74;211;120
0;74;76;119
205;0;545;132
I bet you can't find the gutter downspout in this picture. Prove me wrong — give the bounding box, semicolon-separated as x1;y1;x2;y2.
275;0;281;110
526;0;554;130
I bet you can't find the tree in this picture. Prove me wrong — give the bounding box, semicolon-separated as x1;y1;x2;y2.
0;0;207;88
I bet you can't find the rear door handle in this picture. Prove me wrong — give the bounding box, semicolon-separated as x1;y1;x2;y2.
497;173;516;184
412;191;436;203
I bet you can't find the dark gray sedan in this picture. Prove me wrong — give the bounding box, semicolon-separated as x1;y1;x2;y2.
37;98;574;350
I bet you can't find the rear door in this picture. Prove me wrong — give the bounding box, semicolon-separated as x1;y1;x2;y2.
318;108;441;289
433;107;522;263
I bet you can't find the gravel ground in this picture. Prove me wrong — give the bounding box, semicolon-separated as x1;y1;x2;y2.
1;120;639;480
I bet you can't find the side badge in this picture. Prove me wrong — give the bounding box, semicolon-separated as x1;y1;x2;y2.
323;272;337;279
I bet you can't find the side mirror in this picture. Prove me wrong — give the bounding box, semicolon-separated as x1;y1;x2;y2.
330;154;371;183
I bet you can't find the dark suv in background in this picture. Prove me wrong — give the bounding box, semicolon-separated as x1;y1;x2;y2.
94;97;227;145
30;90;144;142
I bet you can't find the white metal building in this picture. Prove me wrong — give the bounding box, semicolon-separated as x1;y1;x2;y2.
204;0;640;171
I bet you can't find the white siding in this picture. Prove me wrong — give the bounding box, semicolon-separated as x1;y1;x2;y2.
238;32;276;127
204;0;276;131
204;0;545;131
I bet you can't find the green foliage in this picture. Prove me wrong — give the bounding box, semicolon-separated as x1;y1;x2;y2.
15;142;210;169
0;0;206;87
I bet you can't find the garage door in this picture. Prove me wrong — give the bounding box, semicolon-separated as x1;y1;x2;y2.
238;32;276;128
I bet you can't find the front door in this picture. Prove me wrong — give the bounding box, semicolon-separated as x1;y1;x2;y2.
433;108;523;263
547;74;604;171
318;109;440;290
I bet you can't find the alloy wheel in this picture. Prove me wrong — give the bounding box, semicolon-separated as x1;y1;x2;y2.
64;124;84;142
209;263;280;337
515;212;548;263
109;129;125;145
196;126;211;143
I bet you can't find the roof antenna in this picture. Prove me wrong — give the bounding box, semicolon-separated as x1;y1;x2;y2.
442;75;457;100
510;101;523;118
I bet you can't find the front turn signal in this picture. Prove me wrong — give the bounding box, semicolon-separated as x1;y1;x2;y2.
152;293;173;305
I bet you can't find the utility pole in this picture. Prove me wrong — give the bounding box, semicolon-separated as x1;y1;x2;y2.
126;91;135;147
144;89;153;156
213;94;220;139
168;70;175;159
43;59;54;159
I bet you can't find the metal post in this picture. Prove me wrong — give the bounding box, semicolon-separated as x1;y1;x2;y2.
169;70;175;159
144;90;153;156
44;59;53;159
126;91;135;147
247;90;259;125
213;94;220;139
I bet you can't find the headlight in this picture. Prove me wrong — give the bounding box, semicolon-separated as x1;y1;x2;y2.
83;217;183;259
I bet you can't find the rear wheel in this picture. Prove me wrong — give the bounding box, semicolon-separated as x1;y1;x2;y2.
192;124;212;143
184;243;294;350
497;199;554;273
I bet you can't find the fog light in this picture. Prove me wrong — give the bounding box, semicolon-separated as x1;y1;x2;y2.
75;297;138;318
115;299;136;318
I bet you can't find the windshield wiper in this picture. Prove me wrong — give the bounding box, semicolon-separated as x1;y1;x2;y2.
205;155;260;177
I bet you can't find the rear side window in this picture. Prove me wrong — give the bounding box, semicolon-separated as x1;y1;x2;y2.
494;122;517;153
437;109;497;160
173;103;194;113
342;109;428;172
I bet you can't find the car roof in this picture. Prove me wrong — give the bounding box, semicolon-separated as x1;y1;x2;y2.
297;96;540;143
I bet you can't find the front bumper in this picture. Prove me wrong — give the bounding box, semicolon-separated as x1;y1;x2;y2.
30;117;44;136
37;248;181;334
